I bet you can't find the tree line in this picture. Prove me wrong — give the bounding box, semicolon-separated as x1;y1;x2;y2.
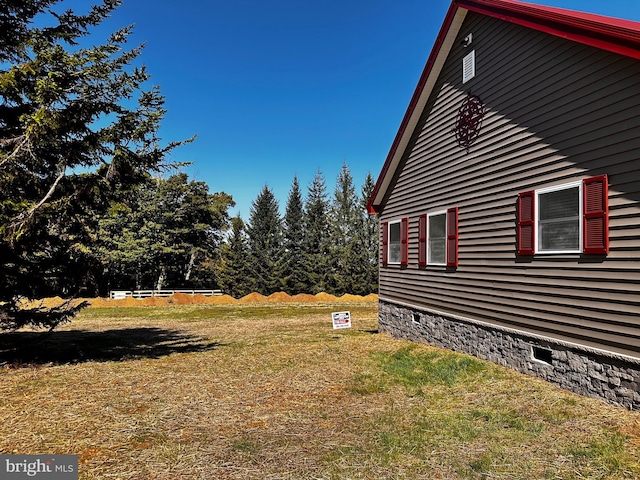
88;164;378;299
0;0;378;331
218;165;378;299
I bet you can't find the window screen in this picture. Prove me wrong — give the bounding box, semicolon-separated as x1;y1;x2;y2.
538;186;579;251
388;221;401;263
428;213;446;264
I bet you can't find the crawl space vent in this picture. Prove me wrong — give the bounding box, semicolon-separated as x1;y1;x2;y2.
463;50;475;83
532;346;553;365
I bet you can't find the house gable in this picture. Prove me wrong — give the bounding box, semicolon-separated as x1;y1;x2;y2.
368;0;640;214
376;6;640;355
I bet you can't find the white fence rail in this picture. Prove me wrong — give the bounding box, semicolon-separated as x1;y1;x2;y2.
110;289;222;300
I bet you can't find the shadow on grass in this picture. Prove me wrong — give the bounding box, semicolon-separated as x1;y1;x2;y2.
0;328;224;367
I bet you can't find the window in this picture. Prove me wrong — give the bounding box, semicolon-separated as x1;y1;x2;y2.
537;182;581;253
383;210;457;268
382;218;408;266
428;211;446;265
517;175;608;256
389;220;401;264
424;207;458;267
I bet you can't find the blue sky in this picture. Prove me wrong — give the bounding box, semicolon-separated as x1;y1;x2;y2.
61;0;640;219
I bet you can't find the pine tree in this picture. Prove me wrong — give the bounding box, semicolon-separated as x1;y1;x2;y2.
218;215;252;298
0;1;57;64
303;170;331;294
329;162;361;295
246;186;282;295
357;172;379;294
281;176;307;294
94;177;154;292
0;0;190;329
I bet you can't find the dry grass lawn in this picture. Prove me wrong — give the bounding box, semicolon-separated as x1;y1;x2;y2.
1;301;640;479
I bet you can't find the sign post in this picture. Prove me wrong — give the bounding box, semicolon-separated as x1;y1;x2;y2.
331;311;351;329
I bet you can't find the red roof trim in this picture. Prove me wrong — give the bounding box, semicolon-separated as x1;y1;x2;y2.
368;0;640;214
459;0;640;61
366;1;461;214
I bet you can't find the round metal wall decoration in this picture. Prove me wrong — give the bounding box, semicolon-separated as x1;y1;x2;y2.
452;92;485;150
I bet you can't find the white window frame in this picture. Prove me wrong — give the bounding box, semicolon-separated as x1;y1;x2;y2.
387;220;402;265
427;210;447;266
535;181;582;254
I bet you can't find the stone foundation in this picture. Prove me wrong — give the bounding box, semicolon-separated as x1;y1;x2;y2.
379;300;640;410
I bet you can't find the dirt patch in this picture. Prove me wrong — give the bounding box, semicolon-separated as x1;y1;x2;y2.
338;294;363;302
86;297;111;308
34;292;378;308
290;293;318;303
168;292;194;305
315;292;338;302
267;292;292;302
202;294;238;305
239;292;268;303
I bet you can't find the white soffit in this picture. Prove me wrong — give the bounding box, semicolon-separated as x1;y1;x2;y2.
373;8;468;208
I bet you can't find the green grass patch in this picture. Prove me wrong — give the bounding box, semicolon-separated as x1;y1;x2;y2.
375;345;487;387
348;345;488;396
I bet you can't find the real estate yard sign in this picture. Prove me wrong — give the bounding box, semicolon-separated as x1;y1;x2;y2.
332;311;351;329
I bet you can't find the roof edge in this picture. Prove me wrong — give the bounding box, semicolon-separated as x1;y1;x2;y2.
367;1;463;214
459;0;640;61
368;0;640;214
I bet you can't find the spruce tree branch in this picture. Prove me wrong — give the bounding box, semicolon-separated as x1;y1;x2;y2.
0;135;28;168
10;166;66;231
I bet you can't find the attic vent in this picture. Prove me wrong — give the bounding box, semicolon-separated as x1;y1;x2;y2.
463;50;475;83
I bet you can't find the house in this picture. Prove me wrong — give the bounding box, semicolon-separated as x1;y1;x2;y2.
367;0;640;409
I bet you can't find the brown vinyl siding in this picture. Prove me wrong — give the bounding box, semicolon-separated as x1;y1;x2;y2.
378;11;640;358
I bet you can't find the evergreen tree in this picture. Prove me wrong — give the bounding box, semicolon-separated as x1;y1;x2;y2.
218;215;252;298
356;172;379;294
94;177;154;292
303;170;331;294
0;1;56;63
281;176;307;294
329;162;361;295
94;173;233;294
144;174;233;290
0;0;190;329
246;185;282;295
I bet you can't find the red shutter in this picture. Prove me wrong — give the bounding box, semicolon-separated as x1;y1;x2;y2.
381;221;388;266
418;213;427;266
517;191;535;255
400;217;409;266
583;175;609;255
446;207;458;267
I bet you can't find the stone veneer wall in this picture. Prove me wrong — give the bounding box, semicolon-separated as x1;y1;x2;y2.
379;299;640;410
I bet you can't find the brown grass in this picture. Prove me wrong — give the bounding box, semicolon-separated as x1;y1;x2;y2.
1;301;639;480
